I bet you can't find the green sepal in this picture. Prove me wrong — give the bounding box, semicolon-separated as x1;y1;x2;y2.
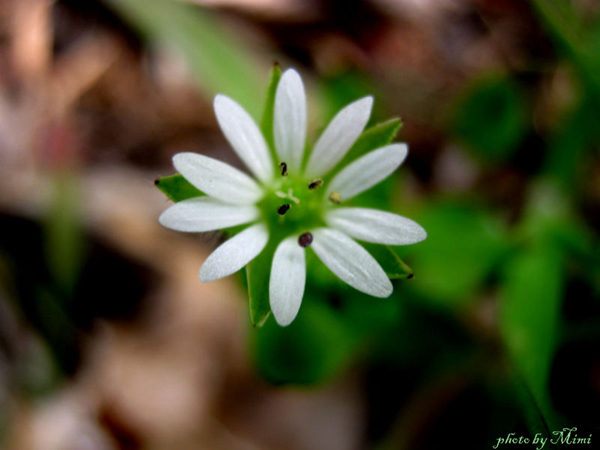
261;64;282;159
329;118;403;179
362;243;413;280
154;174;204;202
246;240;277;327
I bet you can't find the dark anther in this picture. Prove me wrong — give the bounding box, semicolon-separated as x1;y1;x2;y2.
308;179;323;190
153;179;160;186
277;204;290;215
279;162;288;176
329;191;341;204
298;232;313;248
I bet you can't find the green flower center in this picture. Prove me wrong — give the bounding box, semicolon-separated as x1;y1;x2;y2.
257;164;330;242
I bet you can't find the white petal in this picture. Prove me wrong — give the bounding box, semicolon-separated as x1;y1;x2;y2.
326;143;408;202
269;235;306;326
159;197;258;232
305;96;373;177
200;223;268;282
214;95;273;182
311;228;392;297
326;207;427;245
273;69;306;173
173;152;262;205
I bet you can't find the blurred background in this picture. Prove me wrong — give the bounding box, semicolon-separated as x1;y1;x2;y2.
0;0;599;448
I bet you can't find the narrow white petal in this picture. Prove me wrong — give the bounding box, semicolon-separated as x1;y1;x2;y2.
199;224;268;282
326;207;427;245
273;69;306;172
159;197;258;232
173;152;262;205
311;228;392;297
305;96;373;177
214;95;273;182
269;235;306;326
326;143;408;202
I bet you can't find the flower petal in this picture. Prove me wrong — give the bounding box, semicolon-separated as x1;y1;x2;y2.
311;228;392;297
273;69;306;173
159;197;258;232
269;235;306;326
214;95;273;183
326;207;427;245
326;143;408;202
199;223;268;282
173;152;262;205
305;96;373;177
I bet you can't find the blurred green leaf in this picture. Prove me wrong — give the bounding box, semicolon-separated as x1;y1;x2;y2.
261;64;282;159
107;0;266;118
530;0;600;99
362;243;413;280
246;241;275;327
544;96;600;189
406;203;509;308
155;174;204;202
45;172;84;295
451;74;528;162
514;379;560;450
253;298;357;385
500;241;564;431
501;180;572;436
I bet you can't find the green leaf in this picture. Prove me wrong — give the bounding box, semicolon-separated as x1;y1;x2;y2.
500;241;564;431
514;378;560;450
450;74;528;162
154;174;204;202
530;0;600;101
327;118;402;179
246;241;276;326
106;0;266;118
252;298;357;385
407;203;509;308
362;243;413;279
261;64;282;157
544;97;600;189
45;171;84;295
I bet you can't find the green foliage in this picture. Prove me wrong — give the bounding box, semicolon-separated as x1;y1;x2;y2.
501;242;562;417
106;0;266;118
530;0;600;99
253;298;357;384
450;74;528;162
406;202;509;308
44;172;84;295
154;174;204;202
499;182;579;438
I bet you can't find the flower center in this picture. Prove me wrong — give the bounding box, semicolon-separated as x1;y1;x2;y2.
258;162;328;242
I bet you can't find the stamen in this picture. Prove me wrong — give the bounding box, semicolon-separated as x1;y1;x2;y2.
308;179;323;190
279;162;288;176
287;189;300;204
277;204;290;215
329;191;341;204
298;232;313;248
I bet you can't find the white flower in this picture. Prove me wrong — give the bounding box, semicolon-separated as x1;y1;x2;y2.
159;68;427;326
